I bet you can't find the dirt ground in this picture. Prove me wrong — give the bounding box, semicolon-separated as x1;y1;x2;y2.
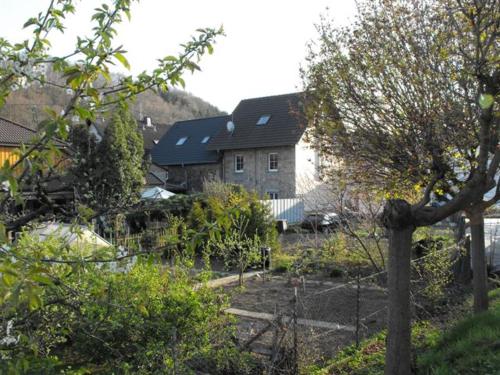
224;275;388;360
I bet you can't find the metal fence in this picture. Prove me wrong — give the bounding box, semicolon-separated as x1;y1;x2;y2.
227;243;464;374
260;198;305;224
483;218;500;272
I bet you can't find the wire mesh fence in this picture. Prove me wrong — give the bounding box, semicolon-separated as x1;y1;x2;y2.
226;242;466;374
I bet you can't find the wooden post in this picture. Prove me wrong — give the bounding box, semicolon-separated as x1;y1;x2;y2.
293;286;299;375
355;270;361;348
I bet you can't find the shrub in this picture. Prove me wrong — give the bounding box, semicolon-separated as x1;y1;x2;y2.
0;234;254;374
126;193;203;232
190;182;279;253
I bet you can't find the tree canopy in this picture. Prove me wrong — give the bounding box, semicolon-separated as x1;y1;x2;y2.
304;0;498;221
70;107;145;213
303;0;498;373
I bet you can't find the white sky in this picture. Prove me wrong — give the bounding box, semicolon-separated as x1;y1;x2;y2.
0;0;356;112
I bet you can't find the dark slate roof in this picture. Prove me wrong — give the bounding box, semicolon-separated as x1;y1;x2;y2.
140;123;171;153
207;93;306;151
151;115;230;166
0;116;37;146
91;118;171;153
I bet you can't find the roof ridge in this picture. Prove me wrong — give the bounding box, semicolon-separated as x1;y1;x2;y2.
172;114;230;126
0;116;37;133
237;91;303;103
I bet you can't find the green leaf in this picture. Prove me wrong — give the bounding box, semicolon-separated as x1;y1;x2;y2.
74;106;92;120
138;304;149;317
30;274;53;286
114;52;130;70
0;222;7;243
2;272;17;287
28;290;42;311
479;94;494;110
23;17;38;29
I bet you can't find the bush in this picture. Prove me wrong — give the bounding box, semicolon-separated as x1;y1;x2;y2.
272;253;297;273
126;193;203;232
189;181;279;253
0;234;255;374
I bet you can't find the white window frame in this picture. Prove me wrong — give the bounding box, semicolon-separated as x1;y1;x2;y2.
176;136;188;146
257;114;271;125
267;191;279;200
268;153;278;172
235;154;244;173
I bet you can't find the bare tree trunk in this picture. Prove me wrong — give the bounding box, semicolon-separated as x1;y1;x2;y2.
458;236;473;284
467;209;489;313
385;225;414;375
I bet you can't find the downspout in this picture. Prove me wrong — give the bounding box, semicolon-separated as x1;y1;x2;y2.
254;148;258;194
182;162;187;191
220;150;225;182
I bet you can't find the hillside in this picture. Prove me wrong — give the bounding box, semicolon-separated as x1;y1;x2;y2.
0;83;225;130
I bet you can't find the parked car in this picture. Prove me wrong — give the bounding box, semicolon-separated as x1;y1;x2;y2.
301;212;343;233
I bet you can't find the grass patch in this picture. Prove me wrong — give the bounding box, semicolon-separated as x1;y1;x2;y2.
308;323;438;375
417;288;500;375
309;289;500;375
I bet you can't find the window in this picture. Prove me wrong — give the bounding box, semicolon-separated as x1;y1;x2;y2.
176;136;188;146
235;155;244;173
257;115;271;125
267;191;279;200
201;136;210;144
268;153;278;171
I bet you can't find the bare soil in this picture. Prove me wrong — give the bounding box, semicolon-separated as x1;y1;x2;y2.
225;275;388;360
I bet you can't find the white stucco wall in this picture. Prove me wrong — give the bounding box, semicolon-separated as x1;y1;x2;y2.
295;134;321;196
89;124;103;143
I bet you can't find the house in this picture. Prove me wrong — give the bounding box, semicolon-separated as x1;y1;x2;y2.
151;93;322;199
0;116;39;166
207;93;321;199
151;115;230;192
0;115;72;205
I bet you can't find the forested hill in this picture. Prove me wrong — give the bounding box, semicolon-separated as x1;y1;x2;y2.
0;84;225;129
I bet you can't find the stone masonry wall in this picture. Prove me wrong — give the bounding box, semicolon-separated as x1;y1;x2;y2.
222;146;296;198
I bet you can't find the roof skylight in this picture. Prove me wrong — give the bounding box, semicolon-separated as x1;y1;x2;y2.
176;136;188;146
201;136;210;144
256;115;271;125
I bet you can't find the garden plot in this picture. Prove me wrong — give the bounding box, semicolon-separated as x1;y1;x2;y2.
225;275;388;359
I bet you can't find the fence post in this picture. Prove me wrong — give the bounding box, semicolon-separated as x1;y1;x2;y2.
293;286;299;375
269;303;280;375
355;270;361;348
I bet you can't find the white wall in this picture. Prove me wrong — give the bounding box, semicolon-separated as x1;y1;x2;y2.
89;124;103;143
295;134;321;196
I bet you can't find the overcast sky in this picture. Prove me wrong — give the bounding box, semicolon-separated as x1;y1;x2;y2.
0;0;357;112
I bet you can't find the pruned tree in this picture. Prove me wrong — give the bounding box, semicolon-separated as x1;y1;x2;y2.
303;0;498;373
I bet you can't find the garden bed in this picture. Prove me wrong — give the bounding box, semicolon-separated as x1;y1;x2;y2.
224;274;388;359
